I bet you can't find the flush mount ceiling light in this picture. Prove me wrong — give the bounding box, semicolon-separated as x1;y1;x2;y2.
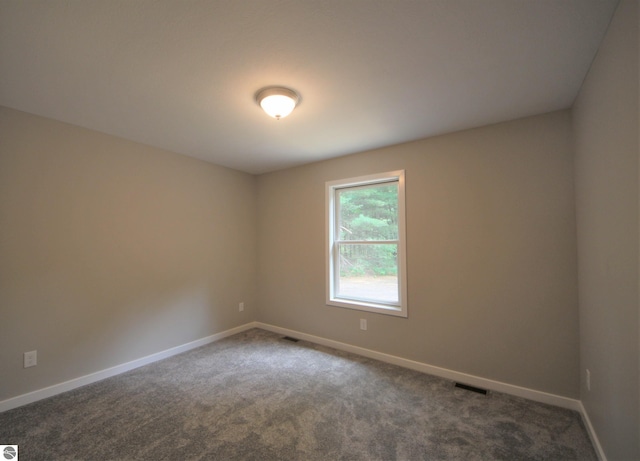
255;87;299;120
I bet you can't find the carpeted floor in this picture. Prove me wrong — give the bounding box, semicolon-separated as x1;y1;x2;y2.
0;328;596;460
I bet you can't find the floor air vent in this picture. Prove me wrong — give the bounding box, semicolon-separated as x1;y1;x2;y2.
282;336;300;342
454;382;488;395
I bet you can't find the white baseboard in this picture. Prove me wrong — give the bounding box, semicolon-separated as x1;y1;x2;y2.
1;320;603;457
0;320;588;426
578;401;608;461
0;322;259;413
256;322;582;411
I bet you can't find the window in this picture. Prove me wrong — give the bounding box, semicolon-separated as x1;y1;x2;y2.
326;170;407;317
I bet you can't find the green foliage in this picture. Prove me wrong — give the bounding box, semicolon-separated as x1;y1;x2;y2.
338;183;398;277
339;244;397;277
338;184;398;241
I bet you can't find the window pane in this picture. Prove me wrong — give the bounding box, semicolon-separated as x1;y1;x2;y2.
337;243;398;303
337;183;398;241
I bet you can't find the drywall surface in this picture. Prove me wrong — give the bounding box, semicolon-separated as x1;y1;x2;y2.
0;107;258;401
573;0;640;459
257;110;579;398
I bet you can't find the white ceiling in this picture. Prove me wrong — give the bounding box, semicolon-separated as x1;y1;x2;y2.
0;0;619;174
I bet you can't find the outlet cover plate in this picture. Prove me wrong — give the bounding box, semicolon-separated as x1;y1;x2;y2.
24;350;37;368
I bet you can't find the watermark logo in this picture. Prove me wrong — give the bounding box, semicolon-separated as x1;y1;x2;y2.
0;446;18;460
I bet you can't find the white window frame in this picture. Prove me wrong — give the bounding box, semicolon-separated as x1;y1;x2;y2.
326;170;407;317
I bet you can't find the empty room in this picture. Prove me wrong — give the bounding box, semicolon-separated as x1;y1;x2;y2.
0;1;638;460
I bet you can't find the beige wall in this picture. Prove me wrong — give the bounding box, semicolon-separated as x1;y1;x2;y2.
0;107;258;401
257;110;579;398
572;0;640;459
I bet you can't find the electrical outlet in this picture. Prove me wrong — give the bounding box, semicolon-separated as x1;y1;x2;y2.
586;369;591;391
360;319;367;331
24;350;37;368
239;302;244;312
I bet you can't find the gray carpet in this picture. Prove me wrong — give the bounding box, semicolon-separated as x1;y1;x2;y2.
0;328;596;460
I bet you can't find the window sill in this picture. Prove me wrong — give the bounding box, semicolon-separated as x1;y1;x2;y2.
327;297;407;318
